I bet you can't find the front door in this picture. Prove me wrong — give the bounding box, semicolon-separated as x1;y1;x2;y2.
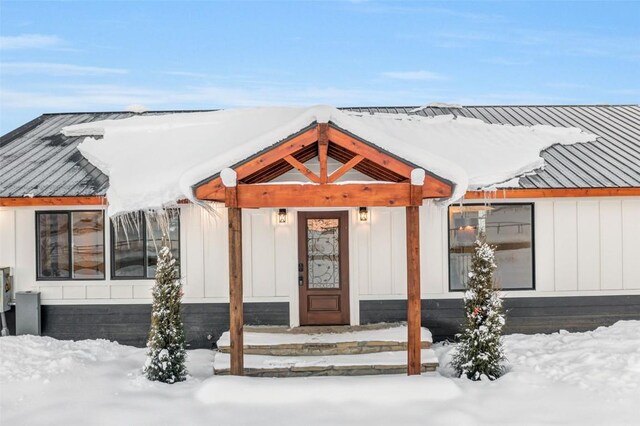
298;211;350;325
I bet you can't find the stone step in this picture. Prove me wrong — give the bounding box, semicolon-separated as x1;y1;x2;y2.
216;323;433;356
213;349;439;377
217;340;433;356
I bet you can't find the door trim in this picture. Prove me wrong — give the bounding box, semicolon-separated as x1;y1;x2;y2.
297;211;350;325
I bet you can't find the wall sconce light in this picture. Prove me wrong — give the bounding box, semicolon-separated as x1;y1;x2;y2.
278;208;287;224
359;207;368;222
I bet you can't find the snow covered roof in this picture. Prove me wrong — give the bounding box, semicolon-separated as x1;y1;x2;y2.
58;105;596;215
1;105;638;209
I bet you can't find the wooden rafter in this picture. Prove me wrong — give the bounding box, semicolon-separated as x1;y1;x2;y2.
243;146;318;184
423;177;453;198
327;127;414;179
328;154;364;183
326;128;453;197
283;155;321;183
194;127;317;200
236;127;318;181
328;143;405;182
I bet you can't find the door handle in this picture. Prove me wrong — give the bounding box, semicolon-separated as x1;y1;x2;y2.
298;263;304;286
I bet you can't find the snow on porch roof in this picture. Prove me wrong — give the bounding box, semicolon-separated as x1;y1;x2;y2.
61;105;596;216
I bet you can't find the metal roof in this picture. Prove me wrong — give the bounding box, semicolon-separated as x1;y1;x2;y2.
1;105;639;197
347;105;640;189
0;111;204;198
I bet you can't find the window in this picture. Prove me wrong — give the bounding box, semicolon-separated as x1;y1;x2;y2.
111;210;180;279
36;211;105;280
449;204;534;291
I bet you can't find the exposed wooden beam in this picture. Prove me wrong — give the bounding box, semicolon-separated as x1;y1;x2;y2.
241;145;319;185
226;186;244;376
194;124;455;202
195;180;225;202
234;183;422;208
327;127;414;179
283;155;321;183
0;196;106;207
194;127;318;200
423;176;453;198
328;143;405;182
406;204;421;376
235;127;318;181
328;155;364;183
318;124;329;184
242;159;292;184
464;187;640;199
328;126;454;196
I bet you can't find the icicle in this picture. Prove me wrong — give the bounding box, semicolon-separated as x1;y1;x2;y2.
111;211;144;248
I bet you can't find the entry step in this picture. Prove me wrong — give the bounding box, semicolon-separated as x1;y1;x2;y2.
216;323;433;356
213;348;439;377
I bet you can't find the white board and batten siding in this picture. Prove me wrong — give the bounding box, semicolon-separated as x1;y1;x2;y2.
183;205;295;301
0;205;296;305
534;198;640;293
1;197;639;325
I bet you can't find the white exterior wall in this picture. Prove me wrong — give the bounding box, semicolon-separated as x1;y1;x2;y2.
359;197;640;300
1;197;639;325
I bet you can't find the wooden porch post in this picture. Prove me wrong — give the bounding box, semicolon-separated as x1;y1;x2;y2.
406;171;424;375
225;176;244;376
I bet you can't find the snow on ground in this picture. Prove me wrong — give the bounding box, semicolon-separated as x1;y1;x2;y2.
62;106;595;216
2;321;639;426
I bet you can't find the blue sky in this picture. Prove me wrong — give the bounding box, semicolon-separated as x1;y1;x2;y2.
1;1;638;134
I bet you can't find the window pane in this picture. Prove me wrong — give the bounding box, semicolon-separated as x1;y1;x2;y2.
146;212;180;278
449;205;533;290
112;214;145;277
307;219;340;289
37;213;70;278
72;212;104;279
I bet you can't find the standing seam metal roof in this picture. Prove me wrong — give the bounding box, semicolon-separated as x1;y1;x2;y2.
348;105;640;189
0;105;639;197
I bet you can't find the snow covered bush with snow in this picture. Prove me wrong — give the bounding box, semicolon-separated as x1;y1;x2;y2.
143;245;187;383
451;238;506;380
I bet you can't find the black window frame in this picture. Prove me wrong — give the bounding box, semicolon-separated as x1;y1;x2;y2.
109;210;181;280
447;202;536;292
35;210;106;282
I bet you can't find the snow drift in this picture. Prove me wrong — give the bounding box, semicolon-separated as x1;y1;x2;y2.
62;106;596;216
2;321;639;425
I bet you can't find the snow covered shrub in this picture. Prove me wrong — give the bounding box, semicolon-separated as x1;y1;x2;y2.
143;245;187;383
451;238;506;381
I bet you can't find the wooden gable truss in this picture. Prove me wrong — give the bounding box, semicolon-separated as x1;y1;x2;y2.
193;123;454;208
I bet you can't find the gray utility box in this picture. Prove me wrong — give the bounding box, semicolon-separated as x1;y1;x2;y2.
16;291;41;335
0;267;13;312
